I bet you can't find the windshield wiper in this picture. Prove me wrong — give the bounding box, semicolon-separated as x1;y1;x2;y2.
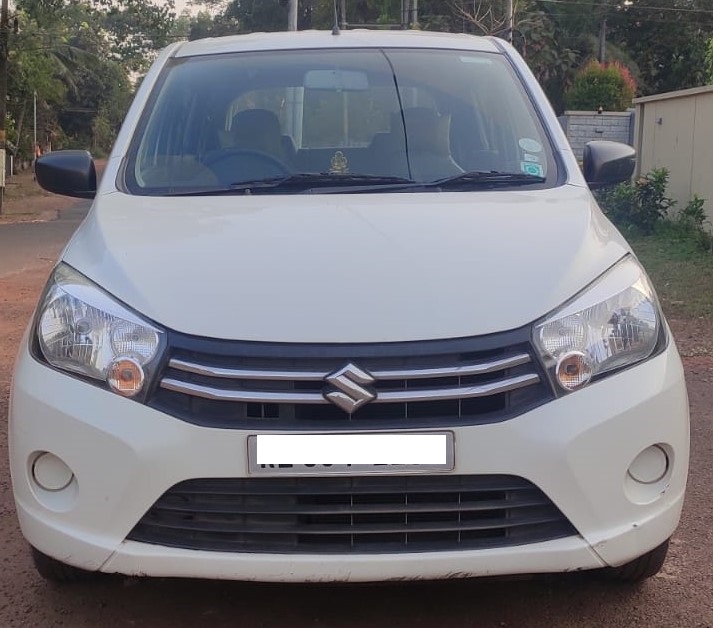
160;171;544;196
426;171;546;190
162;173;418;196
162;177;289;196
306;171;547;193
238;173;419;193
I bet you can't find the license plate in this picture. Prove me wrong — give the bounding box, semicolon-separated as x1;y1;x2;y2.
247;432;454;476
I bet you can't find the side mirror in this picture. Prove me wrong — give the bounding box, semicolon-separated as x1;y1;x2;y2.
35;150;97;199
582;141;636;189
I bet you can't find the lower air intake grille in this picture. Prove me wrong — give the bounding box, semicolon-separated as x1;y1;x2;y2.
127;475;577;554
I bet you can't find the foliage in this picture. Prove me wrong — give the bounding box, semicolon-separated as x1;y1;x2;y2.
564;59;637;111
665;195;713;253
595;168;675;234
98;0;177;73
607;0;713;96
706;37;713;85
7;1;178;163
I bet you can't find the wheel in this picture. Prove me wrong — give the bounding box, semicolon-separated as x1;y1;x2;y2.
204;148;292;183
599;539;670;582
31;546;99;583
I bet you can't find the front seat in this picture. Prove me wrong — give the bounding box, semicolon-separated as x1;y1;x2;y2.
231;109;295;166
397;107;464;181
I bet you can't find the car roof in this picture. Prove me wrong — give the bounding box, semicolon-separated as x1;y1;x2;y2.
174;29;503;58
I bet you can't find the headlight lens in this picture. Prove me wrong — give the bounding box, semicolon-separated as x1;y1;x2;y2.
37;264;163;396
534;257;661;392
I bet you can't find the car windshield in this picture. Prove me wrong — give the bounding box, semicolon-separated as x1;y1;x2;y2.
125;47;556;195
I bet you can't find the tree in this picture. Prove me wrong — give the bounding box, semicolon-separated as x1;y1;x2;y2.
607;0;713;95
564;60;637;111
8;1;177;161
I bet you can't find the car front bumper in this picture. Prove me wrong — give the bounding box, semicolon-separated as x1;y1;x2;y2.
9;336;689;582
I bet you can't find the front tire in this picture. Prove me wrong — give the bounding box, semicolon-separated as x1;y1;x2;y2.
31;546;99;583
600;539;670;582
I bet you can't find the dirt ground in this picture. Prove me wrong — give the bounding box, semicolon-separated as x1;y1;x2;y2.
0;168;78;224
1;197;713;625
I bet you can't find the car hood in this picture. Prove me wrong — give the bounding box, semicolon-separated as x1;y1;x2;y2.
62;186;630;343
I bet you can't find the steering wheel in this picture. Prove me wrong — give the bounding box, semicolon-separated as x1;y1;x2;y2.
204;148;292;183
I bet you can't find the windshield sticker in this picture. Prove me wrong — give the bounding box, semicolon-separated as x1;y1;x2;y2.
519;138;542;153
521;162;544;177
523;153;540;163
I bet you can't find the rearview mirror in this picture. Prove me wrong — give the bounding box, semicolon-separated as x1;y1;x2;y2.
35;150;97;199
583;141;636;189
304;69;369;91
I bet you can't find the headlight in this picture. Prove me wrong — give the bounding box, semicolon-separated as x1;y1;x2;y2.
36;264;164;397
534;257;661;393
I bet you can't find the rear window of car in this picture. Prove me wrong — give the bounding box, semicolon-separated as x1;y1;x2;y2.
124;47;557;194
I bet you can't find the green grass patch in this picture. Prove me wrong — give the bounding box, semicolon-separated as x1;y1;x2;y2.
628;225;713;319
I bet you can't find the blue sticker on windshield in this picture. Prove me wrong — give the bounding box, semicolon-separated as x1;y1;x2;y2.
521;162;544;177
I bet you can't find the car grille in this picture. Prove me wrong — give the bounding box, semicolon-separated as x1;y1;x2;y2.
127;475;577;554
148;330;553;429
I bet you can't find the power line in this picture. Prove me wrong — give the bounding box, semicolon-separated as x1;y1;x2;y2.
538;0;713;15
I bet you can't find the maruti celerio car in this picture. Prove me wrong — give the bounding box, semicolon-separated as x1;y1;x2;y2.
10;29;689;584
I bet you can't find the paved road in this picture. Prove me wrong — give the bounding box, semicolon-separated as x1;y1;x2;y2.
0;202;90;278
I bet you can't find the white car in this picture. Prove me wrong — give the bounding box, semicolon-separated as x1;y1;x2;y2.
10;29;689;584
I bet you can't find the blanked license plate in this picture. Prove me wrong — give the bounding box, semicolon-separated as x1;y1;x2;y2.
248;433;454;476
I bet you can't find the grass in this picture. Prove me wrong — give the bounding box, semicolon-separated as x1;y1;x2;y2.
628;225;713;320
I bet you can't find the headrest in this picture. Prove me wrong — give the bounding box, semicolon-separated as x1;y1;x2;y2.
393;107;452;154
231;109;283;153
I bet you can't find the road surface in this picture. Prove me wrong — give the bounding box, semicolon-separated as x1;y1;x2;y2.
0;202;90;278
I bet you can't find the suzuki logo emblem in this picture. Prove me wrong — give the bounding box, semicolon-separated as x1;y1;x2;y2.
324;363;376;414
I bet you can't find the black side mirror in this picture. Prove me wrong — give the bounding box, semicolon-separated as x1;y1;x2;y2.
582;141;636;189
35;150;97;199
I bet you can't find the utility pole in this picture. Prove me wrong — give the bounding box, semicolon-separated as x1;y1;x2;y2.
505;0;513;43
287;0;298;31
34;90;37;161
340;0;346;30
598;17;607;63
0;0;9;214
400;1;417;28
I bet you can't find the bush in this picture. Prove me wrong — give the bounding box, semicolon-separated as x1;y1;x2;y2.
595;168;674;234
668;195;713;252
597;169;712;253
565;60;637;111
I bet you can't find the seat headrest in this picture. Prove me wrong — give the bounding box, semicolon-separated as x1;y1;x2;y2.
392;107;452;155
231;109;283;153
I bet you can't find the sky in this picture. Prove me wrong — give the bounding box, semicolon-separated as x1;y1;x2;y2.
174;0;201;15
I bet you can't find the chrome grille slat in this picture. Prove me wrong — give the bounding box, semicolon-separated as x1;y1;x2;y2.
377;374;539;402
167;353;532;381
168;358;326;381
159;373;540;404
160;380;325;404
150;332;554;427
